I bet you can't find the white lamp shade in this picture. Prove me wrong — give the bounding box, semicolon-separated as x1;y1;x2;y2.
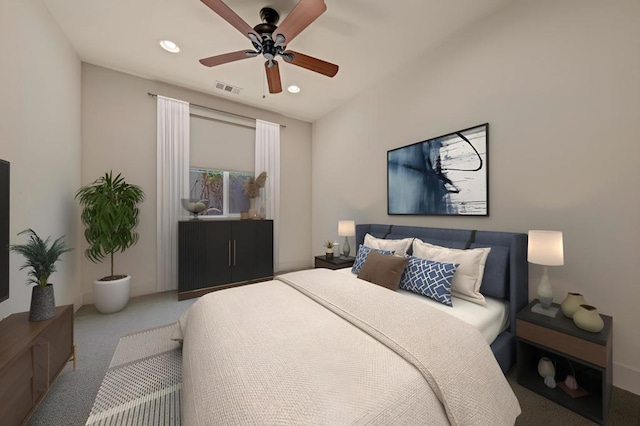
338;220;356;237
528;230;564;266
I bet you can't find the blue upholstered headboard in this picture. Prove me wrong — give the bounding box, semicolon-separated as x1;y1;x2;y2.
355;224;528;373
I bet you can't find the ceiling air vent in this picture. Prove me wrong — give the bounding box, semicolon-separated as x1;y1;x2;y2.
214;81;243;95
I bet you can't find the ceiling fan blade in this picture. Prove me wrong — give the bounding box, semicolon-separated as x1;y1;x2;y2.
273;0;326;47
199;50;256;67
282;50;338;77
265;60;283;94
200;0;261;42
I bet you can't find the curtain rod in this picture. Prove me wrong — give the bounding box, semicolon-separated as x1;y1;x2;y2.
147;92;286;128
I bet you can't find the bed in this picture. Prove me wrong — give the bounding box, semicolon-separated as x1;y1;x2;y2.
180;224;528;425
354;224;529;373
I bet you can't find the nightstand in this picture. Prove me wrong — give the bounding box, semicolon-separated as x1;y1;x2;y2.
314;255;354;270
516;299;612;425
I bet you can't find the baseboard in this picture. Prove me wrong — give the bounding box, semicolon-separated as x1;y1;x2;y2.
613;362;640;395
276;260;313;274
72;293;84;312
82;291;94;306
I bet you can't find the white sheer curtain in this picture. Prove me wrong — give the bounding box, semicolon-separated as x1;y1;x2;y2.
255;119;280;271
156;96;190;292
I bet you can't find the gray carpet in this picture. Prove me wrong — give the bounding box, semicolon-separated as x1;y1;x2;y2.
508;369;639;425
28;291;196;426
29;291;639;425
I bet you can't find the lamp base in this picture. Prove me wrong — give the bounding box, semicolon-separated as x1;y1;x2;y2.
531;303;559;318
342;236;351;258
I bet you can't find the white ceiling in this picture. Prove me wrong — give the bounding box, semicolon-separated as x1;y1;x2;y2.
42;0;512;122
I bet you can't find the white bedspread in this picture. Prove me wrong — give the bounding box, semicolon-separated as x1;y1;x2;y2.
182;269;520;425
334;267;509;344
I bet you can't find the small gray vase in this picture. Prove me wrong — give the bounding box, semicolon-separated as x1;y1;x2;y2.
29;284;56;321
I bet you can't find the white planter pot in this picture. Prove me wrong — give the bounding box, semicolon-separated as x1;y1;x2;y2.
93;275;131;314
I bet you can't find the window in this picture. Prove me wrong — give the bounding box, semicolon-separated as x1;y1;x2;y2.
189;168;253;216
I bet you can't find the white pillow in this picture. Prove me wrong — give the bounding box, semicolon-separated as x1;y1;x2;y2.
364;233;414;256
412;239;491;305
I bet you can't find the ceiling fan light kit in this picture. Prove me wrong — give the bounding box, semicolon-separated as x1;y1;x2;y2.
199;0;339;94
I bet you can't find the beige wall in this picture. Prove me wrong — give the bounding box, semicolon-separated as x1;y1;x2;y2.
312;0;640;393
0;0;83;318
81;64;312;301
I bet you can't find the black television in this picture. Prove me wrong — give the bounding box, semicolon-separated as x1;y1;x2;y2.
0;159;8;303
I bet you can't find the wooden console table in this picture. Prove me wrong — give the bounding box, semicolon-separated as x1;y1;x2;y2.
0;305;75;426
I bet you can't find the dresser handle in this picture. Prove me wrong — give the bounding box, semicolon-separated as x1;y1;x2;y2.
228;240;231;267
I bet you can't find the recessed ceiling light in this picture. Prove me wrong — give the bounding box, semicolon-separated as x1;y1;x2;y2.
287;85;301;94
160;40;180;53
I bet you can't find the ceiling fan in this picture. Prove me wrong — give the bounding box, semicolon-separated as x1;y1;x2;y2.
199;0;339;94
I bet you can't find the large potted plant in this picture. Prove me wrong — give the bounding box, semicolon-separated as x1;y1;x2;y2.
9;228;73;321
75;171;145;313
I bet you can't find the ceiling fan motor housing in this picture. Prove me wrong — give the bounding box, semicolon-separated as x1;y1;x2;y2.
259;7;279;25
254;7;281;61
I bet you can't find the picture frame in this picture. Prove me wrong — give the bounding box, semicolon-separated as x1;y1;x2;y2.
387;123;489;216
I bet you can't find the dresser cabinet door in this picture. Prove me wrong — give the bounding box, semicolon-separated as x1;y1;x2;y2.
0;352;33;426
32;340;49;404
253;220;274;279
205;221;233;285
231;221;256;282
179;221;232;292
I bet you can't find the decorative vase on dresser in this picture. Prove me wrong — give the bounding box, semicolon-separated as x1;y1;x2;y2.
248;197;257;219
573;304;605;332
561;292;586;318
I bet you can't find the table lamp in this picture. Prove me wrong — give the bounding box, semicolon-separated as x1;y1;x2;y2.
528;230;564;317
338;220;355;258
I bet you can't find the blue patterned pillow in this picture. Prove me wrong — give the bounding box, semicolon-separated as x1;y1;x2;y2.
399;256;458;306
351;245;394;274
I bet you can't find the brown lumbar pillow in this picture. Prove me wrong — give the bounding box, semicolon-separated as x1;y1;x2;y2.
357;249;409;291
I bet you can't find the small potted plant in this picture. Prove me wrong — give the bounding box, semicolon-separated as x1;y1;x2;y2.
9;228;73;321
324;241;335;259
75;171;145;313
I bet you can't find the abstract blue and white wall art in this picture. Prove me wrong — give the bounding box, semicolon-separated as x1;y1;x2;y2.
388;124;488;216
